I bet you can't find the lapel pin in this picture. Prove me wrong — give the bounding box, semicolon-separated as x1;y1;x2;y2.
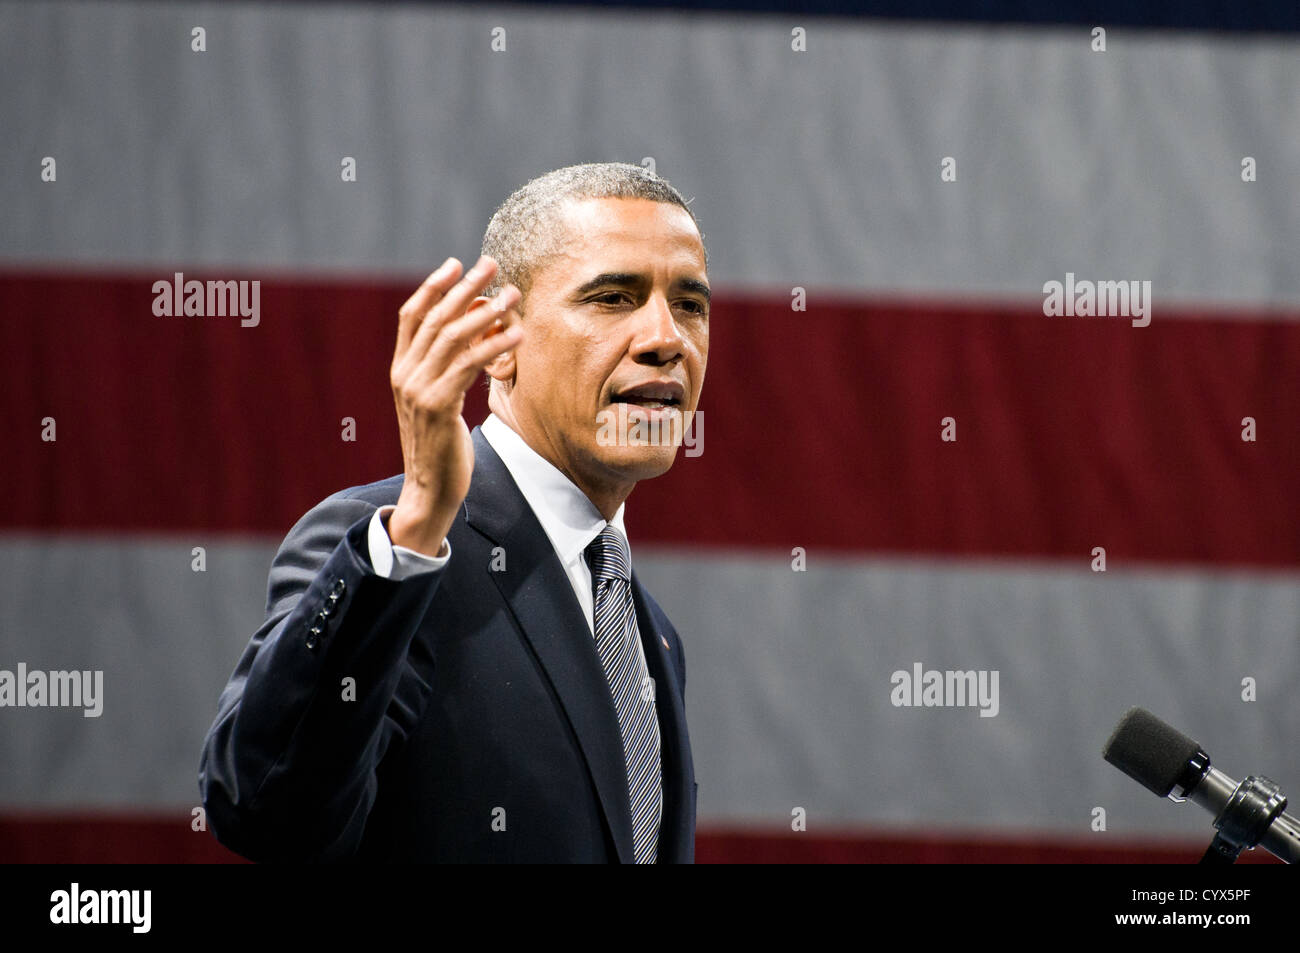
661;636;670;651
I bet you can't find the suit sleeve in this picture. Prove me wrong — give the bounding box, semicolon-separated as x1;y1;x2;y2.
198;495;444;862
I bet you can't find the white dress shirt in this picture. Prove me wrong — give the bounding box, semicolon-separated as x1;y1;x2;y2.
366;413;631;635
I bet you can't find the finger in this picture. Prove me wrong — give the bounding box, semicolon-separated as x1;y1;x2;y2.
396;257;461;357
424;286;521;375
407;255;501;360
446;322;524;393
492;284;522;333
397;287;518;398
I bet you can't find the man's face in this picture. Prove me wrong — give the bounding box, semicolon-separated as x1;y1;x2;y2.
496;196;709;499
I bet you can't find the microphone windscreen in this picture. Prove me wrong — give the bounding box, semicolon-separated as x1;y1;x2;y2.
1103;707;1203;798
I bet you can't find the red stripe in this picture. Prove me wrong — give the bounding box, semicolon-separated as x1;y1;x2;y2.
0;812;248;863
6;271;1298;567
696;826;1283;864
0;814;1279;863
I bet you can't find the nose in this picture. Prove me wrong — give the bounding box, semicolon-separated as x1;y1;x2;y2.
632;293;685;366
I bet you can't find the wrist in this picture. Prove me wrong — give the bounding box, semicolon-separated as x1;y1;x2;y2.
386;501;454;558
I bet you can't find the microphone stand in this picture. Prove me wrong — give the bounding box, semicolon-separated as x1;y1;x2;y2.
1195;775;1289;865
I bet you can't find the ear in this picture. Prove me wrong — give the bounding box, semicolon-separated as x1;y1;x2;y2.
468;294;520;387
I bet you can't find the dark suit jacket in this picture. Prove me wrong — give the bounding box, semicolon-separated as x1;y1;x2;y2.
200;426;696;862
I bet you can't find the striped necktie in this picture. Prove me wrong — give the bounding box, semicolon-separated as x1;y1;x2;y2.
585;525;662;864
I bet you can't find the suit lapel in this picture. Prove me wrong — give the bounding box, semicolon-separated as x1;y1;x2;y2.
631;573;693;863
464;427;636;863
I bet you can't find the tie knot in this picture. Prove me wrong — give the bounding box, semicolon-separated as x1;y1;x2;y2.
586;526;630;582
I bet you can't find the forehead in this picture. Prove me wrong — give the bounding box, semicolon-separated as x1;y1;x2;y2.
542;197;706;281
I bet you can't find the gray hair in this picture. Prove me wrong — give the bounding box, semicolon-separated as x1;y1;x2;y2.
480;161;706;308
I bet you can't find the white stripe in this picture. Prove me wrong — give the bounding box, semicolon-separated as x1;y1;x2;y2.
1;2;1298;309
633;548;1300;837
2;535;1297;842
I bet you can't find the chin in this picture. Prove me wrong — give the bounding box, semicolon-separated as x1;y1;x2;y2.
597;442;679;482
590;403;690;482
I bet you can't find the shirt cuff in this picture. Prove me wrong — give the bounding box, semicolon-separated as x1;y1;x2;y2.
367;505;451;579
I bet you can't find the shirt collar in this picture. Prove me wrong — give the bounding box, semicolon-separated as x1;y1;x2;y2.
480;413;628;567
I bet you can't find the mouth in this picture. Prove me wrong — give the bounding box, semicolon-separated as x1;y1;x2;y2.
609;380;685;411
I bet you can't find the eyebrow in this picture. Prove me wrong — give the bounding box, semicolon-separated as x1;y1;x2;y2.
572;272;711;303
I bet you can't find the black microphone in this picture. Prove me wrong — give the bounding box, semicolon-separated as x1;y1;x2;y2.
1103;707;1300;864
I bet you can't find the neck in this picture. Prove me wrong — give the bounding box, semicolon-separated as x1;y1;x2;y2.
489;395;632;523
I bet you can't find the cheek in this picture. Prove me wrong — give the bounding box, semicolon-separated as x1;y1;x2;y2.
517;324;573;392
689;332;709;373
573;337;625;404
555;344;614;422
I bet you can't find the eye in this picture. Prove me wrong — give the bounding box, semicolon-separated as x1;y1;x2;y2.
591;291;632;306
677;299;707;314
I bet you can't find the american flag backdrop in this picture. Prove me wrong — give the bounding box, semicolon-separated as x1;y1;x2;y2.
2;0;1298;863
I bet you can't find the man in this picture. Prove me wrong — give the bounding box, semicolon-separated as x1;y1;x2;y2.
199;163;708;862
